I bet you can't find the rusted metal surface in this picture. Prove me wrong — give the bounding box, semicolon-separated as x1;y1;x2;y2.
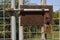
21;11;44;26
20;5;52;10
20;5;53;26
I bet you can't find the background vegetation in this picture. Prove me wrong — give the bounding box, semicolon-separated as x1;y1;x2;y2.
0;0;60;40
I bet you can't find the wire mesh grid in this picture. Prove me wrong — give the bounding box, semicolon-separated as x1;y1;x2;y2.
0;0;60;40
0;0;11;40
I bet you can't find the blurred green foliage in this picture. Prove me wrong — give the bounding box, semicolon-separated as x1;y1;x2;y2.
0;0;59;39
53;11;59;18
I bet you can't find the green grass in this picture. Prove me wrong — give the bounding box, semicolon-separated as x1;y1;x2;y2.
53;31;59;38
24;31;60;40
47;31;60;40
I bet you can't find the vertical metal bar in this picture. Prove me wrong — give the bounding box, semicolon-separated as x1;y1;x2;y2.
41;26;46;40
11;0;16;40
41;0;46;5
41;0;46;40
3;0;5;40
19;16;23;40
11;0;15;9
11;12;16;40
19;0;23;40
18;0;23;9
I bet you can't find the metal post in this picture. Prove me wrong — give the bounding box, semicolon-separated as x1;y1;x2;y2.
41;26;46;40
19;0;23;9
11;0;16;40
41;0;46;5
19;0;23;40
11;12;16;40
41;0;46;40
19;16;23;40
11;0;15;9
41;15;46;39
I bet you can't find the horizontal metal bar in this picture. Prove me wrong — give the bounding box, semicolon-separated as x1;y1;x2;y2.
44;9;49;11
24;9;42;11
0;9;49;12
15;9;49;11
